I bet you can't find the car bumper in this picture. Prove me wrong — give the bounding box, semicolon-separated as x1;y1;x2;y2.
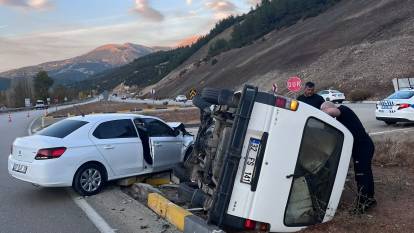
375;110;414;122
8;155;73;187
329;97;345;102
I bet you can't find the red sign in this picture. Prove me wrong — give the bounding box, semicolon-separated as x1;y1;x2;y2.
287;76;302;92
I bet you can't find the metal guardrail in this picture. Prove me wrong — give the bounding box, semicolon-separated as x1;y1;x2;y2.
0;97;96;114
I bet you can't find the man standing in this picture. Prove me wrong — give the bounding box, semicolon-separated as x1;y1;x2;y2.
297;82;325;109
321;102;376;214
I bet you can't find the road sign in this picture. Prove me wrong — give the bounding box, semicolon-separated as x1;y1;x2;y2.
24;98;31;107
272;83;278;93
287;76;302;92
187;88;197;100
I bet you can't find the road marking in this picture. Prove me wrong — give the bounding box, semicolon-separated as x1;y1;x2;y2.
369;127;414;136
27;114;38;136
68;190;116;233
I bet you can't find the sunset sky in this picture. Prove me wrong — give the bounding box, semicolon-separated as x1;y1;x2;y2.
0;0;259;72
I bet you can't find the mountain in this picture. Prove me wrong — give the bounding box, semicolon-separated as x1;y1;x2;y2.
0;77;11;91
144;0;414;99
0;43;158;84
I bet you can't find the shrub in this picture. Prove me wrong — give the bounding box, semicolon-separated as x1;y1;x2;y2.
348;90;372;101
211;58;218;66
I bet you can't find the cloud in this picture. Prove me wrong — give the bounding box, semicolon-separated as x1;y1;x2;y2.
206;1;236;11
133;0;164;22
246;0;260;6
0;0;51;10
205;1;237;20
186;0;192;5
0;13;212;72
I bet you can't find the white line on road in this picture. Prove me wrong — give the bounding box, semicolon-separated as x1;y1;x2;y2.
28;116;38;136
369;127;414;136
68;190;116;233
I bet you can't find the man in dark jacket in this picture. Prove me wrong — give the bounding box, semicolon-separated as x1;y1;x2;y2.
321;102;376;214
297;82;325;109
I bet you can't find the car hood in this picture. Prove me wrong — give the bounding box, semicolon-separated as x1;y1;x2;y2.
166;122;184;128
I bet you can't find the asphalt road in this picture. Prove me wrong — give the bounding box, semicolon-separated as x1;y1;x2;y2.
345;103;414;134
0;109;99;233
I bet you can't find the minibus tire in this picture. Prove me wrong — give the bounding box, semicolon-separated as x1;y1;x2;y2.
201;88;235;106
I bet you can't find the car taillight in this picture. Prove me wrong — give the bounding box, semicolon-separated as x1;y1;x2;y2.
244;219;270;232
35;147;66;160
244;219;256;230
397;103;411;110
259;222;270;232
275;96;299;111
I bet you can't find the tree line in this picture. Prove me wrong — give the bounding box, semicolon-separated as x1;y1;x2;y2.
0;71;80;108
208;0;341;57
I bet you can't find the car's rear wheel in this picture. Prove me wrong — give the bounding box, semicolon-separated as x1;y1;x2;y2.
73;163;106;196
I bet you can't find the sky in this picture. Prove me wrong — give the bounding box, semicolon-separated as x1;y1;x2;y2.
0;0;260;72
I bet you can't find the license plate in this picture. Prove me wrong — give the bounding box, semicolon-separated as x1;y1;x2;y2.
241;138;261;184
13;163;27;174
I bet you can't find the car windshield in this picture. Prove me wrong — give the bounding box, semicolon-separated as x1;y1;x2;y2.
387;91;414;99
331;90;341;93
37;120;88;138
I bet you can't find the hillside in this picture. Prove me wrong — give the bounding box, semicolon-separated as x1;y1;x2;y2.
0;43;156;84
0;77;11;91
147;0;414;99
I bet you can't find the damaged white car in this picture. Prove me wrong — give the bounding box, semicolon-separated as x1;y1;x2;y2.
9;114;193;196
175;86;354;232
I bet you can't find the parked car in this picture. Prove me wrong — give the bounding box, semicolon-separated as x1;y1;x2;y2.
317;90;345;103
34;100;48;110
175;95;187;102
176;86;353;232
8;114;193;196
375;89;414;125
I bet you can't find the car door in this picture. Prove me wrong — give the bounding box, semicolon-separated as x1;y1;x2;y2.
90;119;144;176
140;118;183;169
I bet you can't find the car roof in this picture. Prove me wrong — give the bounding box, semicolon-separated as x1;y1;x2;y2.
68;113;159;123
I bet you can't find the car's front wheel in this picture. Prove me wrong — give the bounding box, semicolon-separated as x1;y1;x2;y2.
73;163;106;196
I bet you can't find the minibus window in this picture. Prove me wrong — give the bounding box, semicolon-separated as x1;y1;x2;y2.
284;117;344;226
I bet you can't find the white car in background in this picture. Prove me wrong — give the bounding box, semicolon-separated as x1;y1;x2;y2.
34;100;48;110
8;114;193;196
175;95;187;102
375;89;414;125
317;90;345;103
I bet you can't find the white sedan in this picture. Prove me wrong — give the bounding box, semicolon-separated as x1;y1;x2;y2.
317;90;345;103
8;114;194;196
175;95;187;102
376;89;414;124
